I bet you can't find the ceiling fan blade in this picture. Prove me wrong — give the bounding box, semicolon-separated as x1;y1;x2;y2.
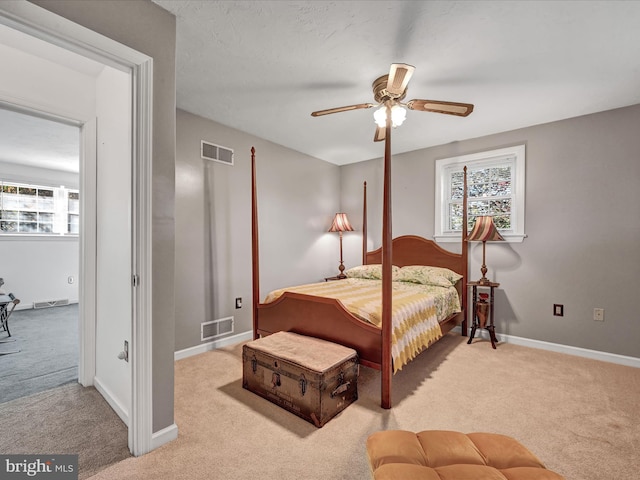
311;103;376;117
406;99;474;117
373;126;386;142
386;63;415;97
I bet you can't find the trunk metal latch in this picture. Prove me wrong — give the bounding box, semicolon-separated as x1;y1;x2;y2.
299;374;307;396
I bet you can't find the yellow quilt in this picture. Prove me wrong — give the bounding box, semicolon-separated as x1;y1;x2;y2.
264;278;461;372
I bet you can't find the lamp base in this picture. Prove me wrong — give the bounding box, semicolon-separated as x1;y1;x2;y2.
337;261;346;278
476;277;492;286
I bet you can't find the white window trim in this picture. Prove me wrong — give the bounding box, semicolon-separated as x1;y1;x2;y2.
435;144;526;243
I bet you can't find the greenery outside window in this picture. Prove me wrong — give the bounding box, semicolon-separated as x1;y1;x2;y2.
434;145;526;243
0;181;79;236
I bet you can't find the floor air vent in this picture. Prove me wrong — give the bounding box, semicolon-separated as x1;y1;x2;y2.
201;140;234;165
34;299;70;309
201;316;234;341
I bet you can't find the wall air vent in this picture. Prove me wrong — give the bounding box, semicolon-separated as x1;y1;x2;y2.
201;140;234;165
33;299;70;309
201;316;234;341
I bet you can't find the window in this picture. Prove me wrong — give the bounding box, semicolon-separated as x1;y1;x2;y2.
435;145;526;243
0;181;79;236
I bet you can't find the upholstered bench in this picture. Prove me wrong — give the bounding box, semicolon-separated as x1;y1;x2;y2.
366;430;565;479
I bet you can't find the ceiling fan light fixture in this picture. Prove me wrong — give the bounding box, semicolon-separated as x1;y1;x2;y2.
312;63;474;142
391;104;406;127
373;104;406;128
373;106;387;128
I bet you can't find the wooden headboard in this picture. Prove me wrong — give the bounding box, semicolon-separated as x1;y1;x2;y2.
365;235;466;276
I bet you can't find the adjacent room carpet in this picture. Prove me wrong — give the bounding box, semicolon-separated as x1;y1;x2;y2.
86;332;640;480
0;304;131;479
0;304;78;403
0;382;131;479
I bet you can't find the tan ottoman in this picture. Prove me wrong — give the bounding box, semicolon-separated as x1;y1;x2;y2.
366;430;565;479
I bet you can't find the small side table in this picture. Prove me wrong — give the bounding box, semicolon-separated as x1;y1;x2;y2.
324;275;346;282
467;281;500;349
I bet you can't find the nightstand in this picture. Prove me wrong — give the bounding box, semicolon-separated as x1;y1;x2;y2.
324;275;346;282
467;281;500;349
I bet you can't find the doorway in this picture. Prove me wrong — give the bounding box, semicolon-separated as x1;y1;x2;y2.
0;25;133;428
0;4;155;455
0;106;81;403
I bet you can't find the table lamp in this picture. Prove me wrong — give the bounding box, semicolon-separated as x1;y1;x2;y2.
468;215;504;285
328;213;354;278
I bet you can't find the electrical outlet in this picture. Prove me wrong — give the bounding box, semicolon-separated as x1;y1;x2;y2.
235;297;242;309
593;308;604;321
553;304;563;316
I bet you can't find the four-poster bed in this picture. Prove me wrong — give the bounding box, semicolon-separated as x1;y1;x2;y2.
250;143;470;409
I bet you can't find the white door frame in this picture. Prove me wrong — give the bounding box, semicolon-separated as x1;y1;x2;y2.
0;2;155;456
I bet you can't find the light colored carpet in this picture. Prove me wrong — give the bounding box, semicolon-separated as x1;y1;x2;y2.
0;382;131;479
87;333;640;480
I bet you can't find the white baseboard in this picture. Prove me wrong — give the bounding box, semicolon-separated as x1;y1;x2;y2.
13;300;79;311
151;423;178;451
95;374;178;454
94;376;130;426
174;330;253;361
455;327;640;368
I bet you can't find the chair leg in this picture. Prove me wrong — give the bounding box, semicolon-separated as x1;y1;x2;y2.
1;311;11;337
1;316;10;337
1;296;20;339
0;299;20;354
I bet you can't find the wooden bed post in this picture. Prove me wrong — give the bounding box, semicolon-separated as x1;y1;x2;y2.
362;181;367;265
461;166;469;336
381;105;393;409
251;147;260;340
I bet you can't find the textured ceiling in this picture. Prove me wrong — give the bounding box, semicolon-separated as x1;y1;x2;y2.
2;1;640;172
153;0;640;165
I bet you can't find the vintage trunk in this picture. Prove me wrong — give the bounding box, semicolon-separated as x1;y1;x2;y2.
242;331;359;427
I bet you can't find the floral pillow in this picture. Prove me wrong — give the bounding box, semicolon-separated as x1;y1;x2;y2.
344;264;399;280
394;265;462;287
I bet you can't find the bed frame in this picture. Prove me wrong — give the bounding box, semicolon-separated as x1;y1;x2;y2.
250;146;469;409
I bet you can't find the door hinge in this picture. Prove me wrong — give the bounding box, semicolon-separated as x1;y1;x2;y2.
132;274;139;287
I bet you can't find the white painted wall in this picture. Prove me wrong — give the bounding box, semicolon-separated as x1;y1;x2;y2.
0;41;96;121
0;161;79;189
0;237;79;307
94;66;132;422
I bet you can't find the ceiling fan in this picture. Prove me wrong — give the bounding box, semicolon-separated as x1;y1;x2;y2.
311;63;474;142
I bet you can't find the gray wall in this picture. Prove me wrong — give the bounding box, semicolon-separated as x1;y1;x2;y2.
342;103;640;358
175;110;341;351
31;0;177;432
